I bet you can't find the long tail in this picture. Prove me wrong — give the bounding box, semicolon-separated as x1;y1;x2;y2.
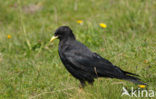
122;70;139;76
122;71;147;85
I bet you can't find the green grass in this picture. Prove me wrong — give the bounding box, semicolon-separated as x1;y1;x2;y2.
0;0;156;98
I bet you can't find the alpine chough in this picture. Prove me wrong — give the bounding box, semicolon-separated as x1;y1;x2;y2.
50;26;146;87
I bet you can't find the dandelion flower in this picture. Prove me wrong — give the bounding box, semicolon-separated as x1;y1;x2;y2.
7;35;11;39
138;85;146;88
99;23;107;28
76;20;83;25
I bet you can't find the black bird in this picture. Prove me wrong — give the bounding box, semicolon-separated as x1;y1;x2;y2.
50;26;146;87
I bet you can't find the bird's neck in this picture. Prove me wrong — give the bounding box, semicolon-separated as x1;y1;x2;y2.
60;36;75;42
59;37;75;48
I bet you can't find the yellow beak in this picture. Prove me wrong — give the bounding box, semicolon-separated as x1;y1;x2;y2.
50;36;58;42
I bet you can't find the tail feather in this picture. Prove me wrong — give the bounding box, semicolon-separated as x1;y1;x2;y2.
122;70;139;76
123;74;147;85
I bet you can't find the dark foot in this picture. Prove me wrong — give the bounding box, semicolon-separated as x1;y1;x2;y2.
88;79;94;86
79;80;85;88
88;81;94;86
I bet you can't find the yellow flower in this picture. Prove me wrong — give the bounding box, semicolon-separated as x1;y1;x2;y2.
99;23;107;28
76;20;83;24
7;35;11;39
138;85;146;88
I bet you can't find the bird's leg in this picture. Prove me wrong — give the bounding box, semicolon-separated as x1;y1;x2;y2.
79;80;85;88
88;81;94;86
78;80;85;93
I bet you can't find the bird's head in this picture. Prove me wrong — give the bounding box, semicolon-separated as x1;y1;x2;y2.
50;26;75;42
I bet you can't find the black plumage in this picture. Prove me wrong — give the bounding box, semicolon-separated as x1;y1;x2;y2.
50;26;146;87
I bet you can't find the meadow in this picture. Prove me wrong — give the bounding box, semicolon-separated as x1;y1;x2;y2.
0;0;156;99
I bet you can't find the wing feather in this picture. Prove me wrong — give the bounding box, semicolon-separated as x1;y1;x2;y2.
64;50;124;78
